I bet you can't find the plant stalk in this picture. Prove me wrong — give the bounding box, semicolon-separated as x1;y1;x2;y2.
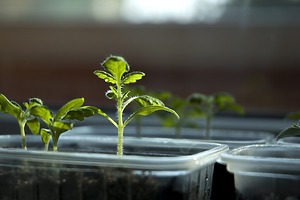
44;142;49;151
19;121;27;149
52;135;58;152
117;80;124;156
117;124;124;156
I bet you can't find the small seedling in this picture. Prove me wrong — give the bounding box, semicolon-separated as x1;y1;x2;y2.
0;94;42;149
30;98;95;151
285;111;300;121
276;111;300;140
188;92;244;139
276;122;300;140
146;90;202;138
94;55;179;156
124;86;177;137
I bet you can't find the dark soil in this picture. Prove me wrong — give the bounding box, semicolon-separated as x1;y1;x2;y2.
0;164;214;200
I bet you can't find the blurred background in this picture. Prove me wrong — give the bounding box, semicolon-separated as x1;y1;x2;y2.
0;0;299;116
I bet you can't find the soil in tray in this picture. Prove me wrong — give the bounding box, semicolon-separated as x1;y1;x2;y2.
0;167;203;200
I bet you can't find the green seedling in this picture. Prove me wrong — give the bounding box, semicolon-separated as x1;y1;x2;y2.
30;98;95;151
188;92;244;139
0;94;42;149
94;55;179;156
124;86;176;137
277;111;300;140
149;91;202;138
159;94;204;138
123;85;148;137
285;111;300;121
276;122;300;140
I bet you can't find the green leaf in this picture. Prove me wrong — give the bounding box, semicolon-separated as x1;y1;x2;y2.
0;94;22;119
122;95;165;113
276;125;300;140
109;86;118;97
94;70;116;84
124;105;179;126
188;93;207;105
87;106;117;127
26;118;40;135
105;90;115;99
101;55;129;81
40;128;52;145
63;107;95;121
53;121;73;135
28;98;43;107
135;95;165;107
55;98;84;120
286;112;300;120
30;106;53;125
122;71;145;85
224;104;245;115
214;93;235;109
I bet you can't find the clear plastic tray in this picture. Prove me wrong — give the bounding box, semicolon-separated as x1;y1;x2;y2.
66;125;275;149
220;144;300;200
0;135;228;200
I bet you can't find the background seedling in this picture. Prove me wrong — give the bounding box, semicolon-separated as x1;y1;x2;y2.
94;55;179;156
285;111;300;121
276;111;300;140
276;120;300;140
0;94;42;149
188;92;244;139
30;98;95;151
126;86;203;138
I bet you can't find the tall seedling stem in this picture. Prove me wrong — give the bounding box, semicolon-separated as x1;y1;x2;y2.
94;55;179;156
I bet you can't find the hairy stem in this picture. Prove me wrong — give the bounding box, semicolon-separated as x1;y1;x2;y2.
117;80;124;156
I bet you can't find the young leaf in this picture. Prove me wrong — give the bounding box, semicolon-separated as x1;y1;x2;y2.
276;124;300;140
28;98;43;107
30;106;53;125
40;129;52;145
124;105;179;126
188;93;207;104
122;71;145;85
26;118;40;135
286;111;300;120
214;93;244;114
53;121;73;135
105;90;115;99
55;98;84;120
62;107;95;121
94;70;116;84
101;55;129;80
122;95;164;113
136;95;165;106
0;94;22;119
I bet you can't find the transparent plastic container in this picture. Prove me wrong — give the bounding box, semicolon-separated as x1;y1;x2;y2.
67;125;274;149
278;136;300;146
0;135;228;200
220;144;300;200
66;125;275;200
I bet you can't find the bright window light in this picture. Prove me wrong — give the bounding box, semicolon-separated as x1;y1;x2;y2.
120;0;230;24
